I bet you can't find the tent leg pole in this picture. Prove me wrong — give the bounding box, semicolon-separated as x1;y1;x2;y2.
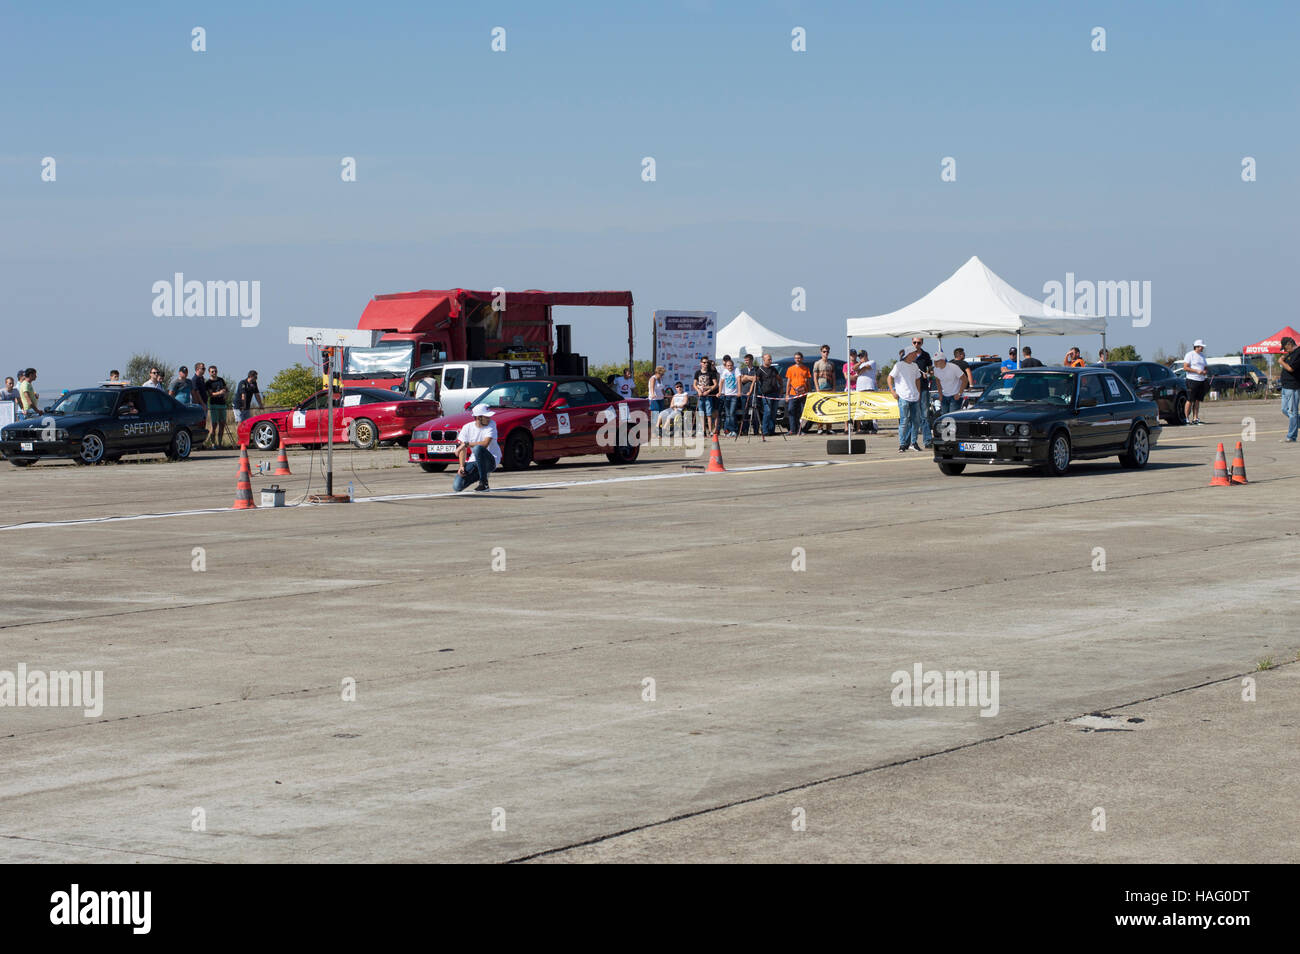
1101;331;1107;365
1016;332;1021;369
846;335;853;453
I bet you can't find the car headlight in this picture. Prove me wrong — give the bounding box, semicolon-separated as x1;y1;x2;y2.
1018;424;1030;437
1004;423;1017;435
413;429;430;441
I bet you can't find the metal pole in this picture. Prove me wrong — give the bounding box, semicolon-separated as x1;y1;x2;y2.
1016;332;1021;369
628;304;635;385
326;348;335;496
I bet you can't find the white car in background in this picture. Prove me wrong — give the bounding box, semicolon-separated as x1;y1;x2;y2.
402;360;545;414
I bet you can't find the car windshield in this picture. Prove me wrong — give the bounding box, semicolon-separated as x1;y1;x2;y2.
343;342;415;379
978;372;1075;405
49;391;117;416
971;363;1005;387
476;380;553;409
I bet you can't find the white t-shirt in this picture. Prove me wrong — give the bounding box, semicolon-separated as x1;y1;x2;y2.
855;360;877;391
457;419;501;466
934;362;966;397
719;367;740;396
142;380;165;390
615;376;635;399
649;376;665;400
670;391;689;410
1183;350;1208;382
889;360;922;402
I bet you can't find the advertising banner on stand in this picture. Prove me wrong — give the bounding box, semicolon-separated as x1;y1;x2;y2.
654;310;716;391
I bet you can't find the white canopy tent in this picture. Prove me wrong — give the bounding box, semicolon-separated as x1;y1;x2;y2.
845;255;1108;357
717;310;817;360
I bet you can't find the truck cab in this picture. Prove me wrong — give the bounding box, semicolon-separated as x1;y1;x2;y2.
404;360;546;413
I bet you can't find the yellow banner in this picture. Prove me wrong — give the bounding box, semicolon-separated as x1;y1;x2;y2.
801;390;899;423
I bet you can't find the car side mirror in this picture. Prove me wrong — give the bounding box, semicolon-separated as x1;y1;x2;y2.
550;400;569;410
1078;397;1098;408
391;385;402;392
463;401;472;411
1136;376;1149;386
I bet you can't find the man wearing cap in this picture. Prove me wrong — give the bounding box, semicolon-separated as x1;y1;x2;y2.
1278;336;1298;443
1183;340;1209;425
889;350;924;453
933;353;966;415
453;404;502;492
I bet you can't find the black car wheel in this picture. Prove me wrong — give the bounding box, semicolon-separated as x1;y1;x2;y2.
1166;393;1187;426
250;420;279;451
1044;432;1071;476
8;458;32;468
502;430;532;470
351;418;378;450
76;431;106;465
1119;423;1150;469
419;462;447;473
166;428;192;461
606;445;640;465
937;462;966;476
535;458;560;468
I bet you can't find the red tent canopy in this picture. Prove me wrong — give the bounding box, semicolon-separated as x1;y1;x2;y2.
1244;326;1300;355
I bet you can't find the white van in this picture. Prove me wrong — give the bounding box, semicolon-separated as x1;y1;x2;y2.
403;360;545;413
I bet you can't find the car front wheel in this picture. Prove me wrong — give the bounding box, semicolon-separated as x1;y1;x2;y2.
1044;432;1071;476
502;430;532;470
419;462;447;473
937;462;966;476
1119;423;1150;468
76;431;107;465
8;458;32;468
250;420;279;451
606;445;640;465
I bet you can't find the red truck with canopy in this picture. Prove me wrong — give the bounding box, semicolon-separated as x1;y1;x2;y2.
343;288;634;390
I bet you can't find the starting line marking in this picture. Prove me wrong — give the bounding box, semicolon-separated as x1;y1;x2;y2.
0;461;830;532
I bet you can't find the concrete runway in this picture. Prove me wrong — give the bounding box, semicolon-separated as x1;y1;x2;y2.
1;402;1296;863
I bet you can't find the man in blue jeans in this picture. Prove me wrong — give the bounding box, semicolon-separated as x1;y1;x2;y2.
452;404;501;492
889;350;924;452
1279;337;1299;443
754;354;782;438
933;352;966;415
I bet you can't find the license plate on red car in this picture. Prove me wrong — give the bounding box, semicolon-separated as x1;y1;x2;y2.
429;443;456;454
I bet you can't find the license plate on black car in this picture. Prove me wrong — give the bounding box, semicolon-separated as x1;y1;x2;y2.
959;441;996;452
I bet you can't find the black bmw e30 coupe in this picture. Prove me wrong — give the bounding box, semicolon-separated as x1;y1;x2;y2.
932;366;1162;477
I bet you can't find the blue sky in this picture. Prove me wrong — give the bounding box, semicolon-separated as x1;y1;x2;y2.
3;0;1296;388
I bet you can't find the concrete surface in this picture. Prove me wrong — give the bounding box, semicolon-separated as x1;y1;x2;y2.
0;401;1296;863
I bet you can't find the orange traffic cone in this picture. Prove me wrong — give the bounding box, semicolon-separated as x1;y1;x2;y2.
706;430;727;473
1209;443;1231;487
1230;440;1249;484
232;444;257;509
273;437;292;476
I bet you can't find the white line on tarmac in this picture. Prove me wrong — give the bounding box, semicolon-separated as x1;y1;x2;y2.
0;461;830;531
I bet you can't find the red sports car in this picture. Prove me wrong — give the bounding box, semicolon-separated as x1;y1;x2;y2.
408;376;648;471
238;388;441;451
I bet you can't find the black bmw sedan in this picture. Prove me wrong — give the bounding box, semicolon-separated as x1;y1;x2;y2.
931;367;1162;476
1;386;208;466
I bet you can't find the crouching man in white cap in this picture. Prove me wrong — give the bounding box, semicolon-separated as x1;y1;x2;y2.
453;404;502;492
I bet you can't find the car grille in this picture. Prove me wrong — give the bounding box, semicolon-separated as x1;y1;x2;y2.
420;430;455;442
4;428;44;441
959;421;993;438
